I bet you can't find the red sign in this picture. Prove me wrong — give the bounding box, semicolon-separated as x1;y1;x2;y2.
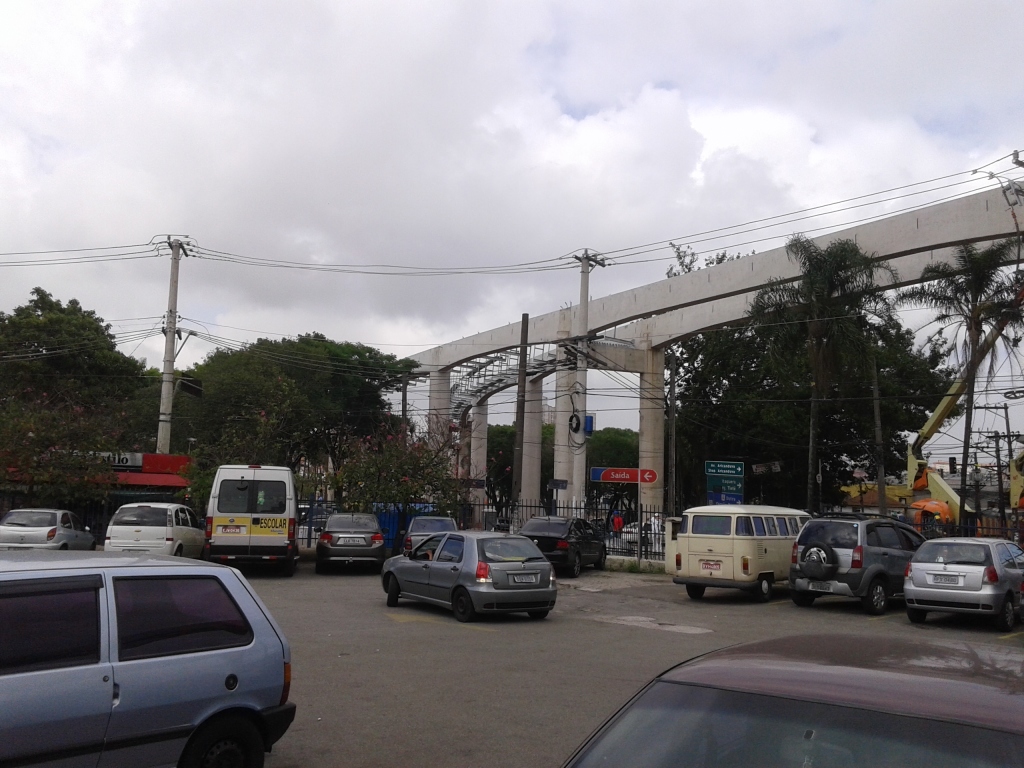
591;467;659;484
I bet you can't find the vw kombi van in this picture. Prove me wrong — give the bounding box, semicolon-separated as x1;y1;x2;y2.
668;505;808;601
203;465;300;575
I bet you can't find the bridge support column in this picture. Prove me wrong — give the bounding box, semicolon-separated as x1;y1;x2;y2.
522;377;543;501
428;370;452;449
554;351;575;505
639;348;665;509
470;401;488;511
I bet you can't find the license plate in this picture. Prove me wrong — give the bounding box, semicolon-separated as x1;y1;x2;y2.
809;581;833;592
700;560;722;571
339;537;364;545
932;574;959;585
513;574;538;584
219;525;243;534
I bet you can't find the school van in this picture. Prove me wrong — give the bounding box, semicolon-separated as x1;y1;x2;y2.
667;505;809;602
203;465;300;575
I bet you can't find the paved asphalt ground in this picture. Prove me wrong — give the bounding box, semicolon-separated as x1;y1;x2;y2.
241;560;1024;768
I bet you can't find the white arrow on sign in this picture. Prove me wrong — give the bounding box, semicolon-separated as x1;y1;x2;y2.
640;469;658;483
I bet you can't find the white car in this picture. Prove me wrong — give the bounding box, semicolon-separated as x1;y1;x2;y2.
105;503;205;557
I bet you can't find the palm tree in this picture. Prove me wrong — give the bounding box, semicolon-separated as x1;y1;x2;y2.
749;235;895;513
899;239;1024;525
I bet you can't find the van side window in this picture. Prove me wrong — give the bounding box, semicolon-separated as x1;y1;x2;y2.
776;518;789;536
765;517;778;536
218;480;249;515
115;577;253;661
752;517;766;536
788;517;800;532
0;576;102;675
256;481;287;515
735;517;754;536
679;515;687;534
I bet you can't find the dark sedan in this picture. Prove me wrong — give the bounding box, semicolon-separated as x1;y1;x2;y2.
562;634;1024;767
519;516;606;578
316;513;387;573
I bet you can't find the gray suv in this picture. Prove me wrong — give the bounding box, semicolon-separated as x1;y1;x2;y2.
790;514;924;614
1;551;295;768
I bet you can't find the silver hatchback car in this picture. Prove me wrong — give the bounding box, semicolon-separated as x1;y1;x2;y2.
904;537;1024;630
382;531;557;621
0;508;97;551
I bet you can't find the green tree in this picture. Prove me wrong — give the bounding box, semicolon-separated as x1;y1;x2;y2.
748;235;895;512
586;427;640;514
899;239;1024;519
485;425;516;513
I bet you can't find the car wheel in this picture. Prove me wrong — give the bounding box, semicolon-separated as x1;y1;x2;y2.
861;578;889;615
791;592;816;607
799;541;840;581
685;584;705;600
59;544;68;550
527;610;549;620
174;545;184;557
89;541;97;551
281;557;297;577
566;551;582;579
452;587;476;623
752;575;773;603
594;547;607;571
179;715;265;768
995;594;1017;632
386;575;401;607
907;607;928;624
314;559;328;575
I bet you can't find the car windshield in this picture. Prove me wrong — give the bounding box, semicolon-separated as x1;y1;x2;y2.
480;537;546;562
409;517;456;533
326;514;378;532
520;518;570;536
570;681;1024;768
1;510;57;527
914;542;992;566
111;507;169;527
798;521;859;549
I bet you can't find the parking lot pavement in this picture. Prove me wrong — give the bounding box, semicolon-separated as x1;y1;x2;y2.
242;563;1022;768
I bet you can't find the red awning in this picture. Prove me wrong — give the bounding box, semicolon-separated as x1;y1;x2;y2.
116;472;189;488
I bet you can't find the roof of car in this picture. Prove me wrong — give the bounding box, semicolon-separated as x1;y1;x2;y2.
0;550;227;574
660;634;1024;734
685;505;809;516
918;537;1006;545
4;508;69;514
115;502;182;509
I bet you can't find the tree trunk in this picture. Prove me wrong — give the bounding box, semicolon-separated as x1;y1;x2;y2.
871;353;887;517
807;380;819;514
959;327;979;531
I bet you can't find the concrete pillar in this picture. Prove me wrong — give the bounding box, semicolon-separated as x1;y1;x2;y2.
427;370;452;449
638;348;666;509
470;401;488;510
522;377;543;501
554;350;575;505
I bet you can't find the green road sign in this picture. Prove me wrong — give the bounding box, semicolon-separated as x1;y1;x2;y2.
707;476;744;494
705;460;744;477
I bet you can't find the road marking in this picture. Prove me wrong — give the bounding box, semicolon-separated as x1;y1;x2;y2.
591;615;712;634
999;630;1024;640
869;613;901;621
386;613;496;632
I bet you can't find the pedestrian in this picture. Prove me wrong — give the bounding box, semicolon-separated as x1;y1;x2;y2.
612;509;624;538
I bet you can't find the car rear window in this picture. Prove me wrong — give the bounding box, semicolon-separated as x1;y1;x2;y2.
520;518;570;536
691;515;732;536
327;514;379;531
218;479;250;515
111;506;169;527
798;521;859;549
1;510;58;527
913;542;992;566
409;517;457;533
480;537;545;562
114;576;253;661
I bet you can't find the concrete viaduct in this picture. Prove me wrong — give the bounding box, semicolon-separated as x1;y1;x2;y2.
412;186;1020;509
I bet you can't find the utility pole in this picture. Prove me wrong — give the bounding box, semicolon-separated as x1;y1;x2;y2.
571;250;605;505
870;355;887;516
511;313;530;504
401;373;409;441
156;239;185;454
992;432;1006;523
667;351;678;516
978;404;1013;514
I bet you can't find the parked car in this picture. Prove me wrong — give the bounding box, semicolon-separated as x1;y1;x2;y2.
382;531;557;621
0;508;96;551
561;634;1024;767
0;550;295;768
402;515;457;553
789;512;924;614
520;516;606;577
905;537;1024;630
104;502;205;557
315;512;387;573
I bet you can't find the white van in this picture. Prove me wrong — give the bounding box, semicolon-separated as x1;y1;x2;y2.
203;465;299;575
667;504;809;601
105;502;205;557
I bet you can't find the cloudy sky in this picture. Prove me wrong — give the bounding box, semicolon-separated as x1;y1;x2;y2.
2;1;1023;439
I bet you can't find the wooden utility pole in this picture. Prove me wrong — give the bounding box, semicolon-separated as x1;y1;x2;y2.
511;313;529;503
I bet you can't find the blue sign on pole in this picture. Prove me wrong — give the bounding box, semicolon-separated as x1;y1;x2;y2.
707;492;744;505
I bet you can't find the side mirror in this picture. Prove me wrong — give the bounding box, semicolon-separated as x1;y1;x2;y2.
314;527;323;533
399;529;406;535
402;551;410;558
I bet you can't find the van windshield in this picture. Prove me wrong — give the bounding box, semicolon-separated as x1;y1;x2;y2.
691;515;733;536
111;507;169;527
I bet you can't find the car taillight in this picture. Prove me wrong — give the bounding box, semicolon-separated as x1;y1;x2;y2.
371;533;383;543
984;566;999;584
851;545;863;569
280;662;291;705
319;532;333;544
742;556;750;574
904;563;912;578
46;528;57;541
675;553;681;570
791;542;798;564
205;517;213;538
475;561;491;582
166;536;174;542
288;518;295;541
556;540;569;550
404;537;412;550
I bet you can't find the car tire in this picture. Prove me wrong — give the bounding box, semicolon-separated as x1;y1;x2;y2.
566;551;582;579
452;587;476;623
386;575;400;607
89;541;97;551
314;559;328;575
173;545;183;557
791;592;816;607
594;547;607;571
59;544;68;550
799;541;839;581
907;607;928;624
685;584;706;600
282;557;297;578
994;594;1017;632
179;715;265;768
861;578;889;615
527;610;549;620
752;575;773;602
